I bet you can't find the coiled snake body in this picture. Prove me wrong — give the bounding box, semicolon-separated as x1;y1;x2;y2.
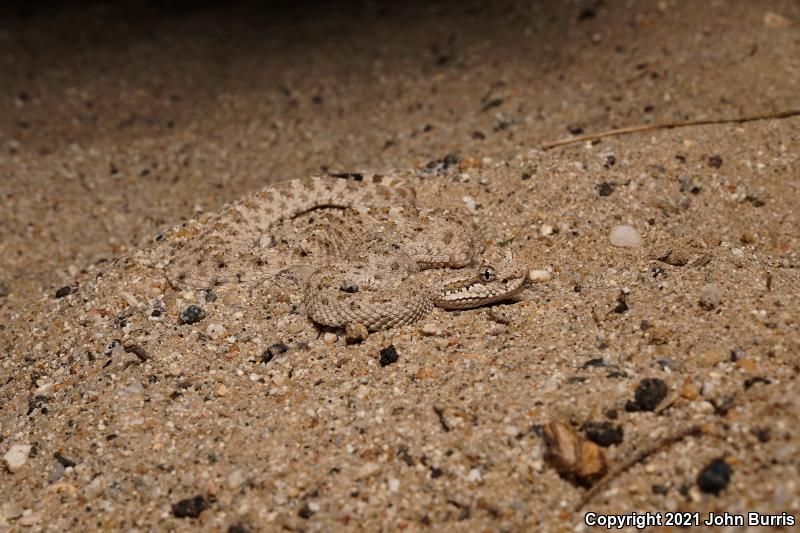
163;175;528;331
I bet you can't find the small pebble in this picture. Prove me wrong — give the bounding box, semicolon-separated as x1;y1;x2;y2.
420;323;442;336
226;469;244;489
596;182;615;196
172;495;207;518
345;323;369;344
379;345;399;367
462;195;479;212
540;224;554;236
34;382;54;396
528;269;551;283
697;458;732;495
323;332;338;344
0;281;9;297
180;305;206;325
388;478;400;492
262;343;288;363
356;462;381;479
609;225;641;248
467;468;482;482
625;378;668;412
215;385;229;397
763;11;793;28
3;444;33;473
582;421;624;447
19;511;41;527
699;283;723;310
55;286;72;298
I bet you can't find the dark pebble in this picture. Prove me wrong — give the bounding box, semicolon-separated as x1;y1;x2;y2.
123;343;149;362
262;343;289;363
752;427;771;443
472;130;486;140
596;182;615;196
172;495;208;518
743;376;771;389
568;125;584;135
443;153;460;167
651;484;669;495
180;305;206;325
707;155;723;168
54;452;77;468
582;421;624;446
481;98;504;112
697;458;732;495
297;505;315;519
204;289;217;302
0;281;9;297
611;293;628;314
625;378;668;412
55;285;72;298
228;524;249;533
582;358;607;368
379;345;399;367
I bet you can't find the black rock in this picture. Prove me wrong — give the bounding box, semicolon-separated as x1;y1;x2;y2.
172;495;208;518
54;452;77;468
651;484;669;495
379;345;399;367
180;305;206;325
625;378;668;412
297;505;315;519
707;155;723;168
697;458;732;495
596;182;615;196
582;358;607;369
262;343;289;363
583;421;624;447
55;286;72;298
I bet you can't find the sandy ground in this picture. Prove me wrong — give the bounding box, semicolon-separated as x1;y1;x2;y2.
1;1;799;531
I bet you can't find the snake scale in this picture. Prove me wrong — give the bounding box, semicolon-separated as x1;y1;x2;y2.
162;174;528;331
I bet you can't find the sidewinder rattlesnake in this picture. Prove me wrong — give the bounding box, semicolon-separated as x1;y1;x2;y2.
162;174;528;332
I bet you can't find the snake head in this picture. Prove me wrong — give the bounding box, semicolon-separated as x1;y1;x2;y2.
433;251;528;310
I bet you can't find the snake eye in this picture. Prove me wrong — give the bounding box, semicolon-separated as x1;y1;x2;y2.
479;266;496;282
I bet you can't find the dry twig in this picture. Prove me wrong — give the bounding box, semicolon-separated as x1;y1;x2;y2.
542;109;800;150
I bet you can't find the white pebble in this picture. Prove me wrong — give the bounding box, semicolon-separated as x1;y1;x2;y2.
540;224;554;236
420;323;442;336
356;462;381;479
323;332;338;344
3;444;32;473
467;468;482;482
528;269;551;283
226;469;245;490
388;478;400;492
34;382;54;396
609;225;642;248
462;195;479;212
